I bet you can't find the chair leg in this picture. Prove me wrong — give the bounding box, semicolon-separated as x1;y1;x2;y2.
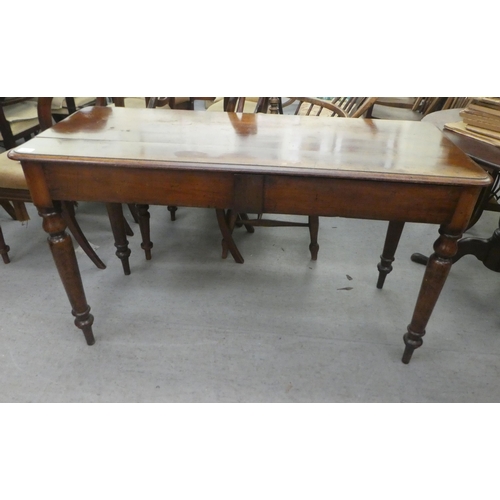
123;216;134;237
127;203;139;223
308;215;319;260
60;201;107;269
167;205;178;221
0;201;17;220
236;213;255;233
136;204;153;260
0;224;11;263
106;203;131;275
216;209;244;264
220;209;239;260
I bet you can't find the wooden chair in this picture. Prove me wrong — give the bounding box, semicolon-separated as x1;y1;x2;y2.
111;97;308;265
0;98;40;150
111;97;202;224
214;97;364;263
294;97;377;118
217;97;377;260
101;97;187;264
0;97;106;268
128;97;281;264
369;97;416;109
112;97;195;110
206;97;270;113
441;97;472;110
367;97;442;120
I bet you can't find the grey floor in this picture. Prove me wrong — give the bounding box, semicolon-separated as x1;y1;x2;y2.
1;198;500;402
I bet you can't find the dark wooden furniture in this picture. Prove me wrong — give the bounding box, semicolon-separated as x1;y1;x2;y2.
51;98;97;122
367;97;443;121
205;97;320;262
221;98;377;261
9;107;490;364
0;98;40;150
411;108;500;271
294;97;377;119
0;97;106;268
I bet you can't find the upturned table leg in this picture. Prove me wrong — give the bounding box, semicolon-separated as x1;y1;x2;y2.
402;226;461;364
40;206;95;345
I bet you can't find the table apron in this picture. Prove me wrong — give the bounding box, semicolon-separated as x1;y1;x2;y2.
38;163;479;225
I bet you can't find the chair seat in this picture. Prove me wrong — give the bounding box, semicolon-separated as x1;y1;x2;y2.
375;97;416;109
0;151;27;190
370;104;423;121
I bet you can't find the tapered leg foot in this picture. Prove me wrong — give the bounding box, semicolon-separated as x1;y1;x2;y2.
401;329;424;364
73;305;95;345
401;345;414;364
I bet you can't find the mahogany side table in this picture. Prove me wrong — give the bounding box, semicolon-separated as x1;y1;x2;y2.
9;107;490;363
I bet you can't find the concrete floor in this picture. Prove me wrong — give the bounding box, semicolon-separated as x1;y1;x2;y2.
1;198;500;402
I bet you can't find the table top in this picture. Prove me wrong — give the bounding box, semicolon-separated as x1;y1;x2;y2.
10;107;489;187
423;108;500;171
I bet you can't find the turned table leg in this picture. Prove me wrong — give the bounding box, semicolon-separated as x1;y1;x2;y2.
106;203;131;275
40;206;95;345
136;204;153;260
376;221;405;289
402;225;461;364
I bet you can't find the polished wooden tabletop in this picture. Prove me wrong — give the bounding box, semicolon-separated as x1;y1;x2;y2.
10;107;489;185
8;106;493;364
